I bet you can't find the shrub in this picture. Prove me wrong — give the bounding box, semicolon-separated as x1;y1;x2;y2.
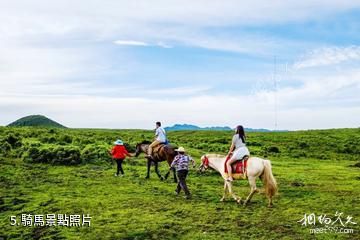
23;144;81;165
0;140;12;156
52;146;81;165
23;145;54;163
5;134;22;148
59;135;73;144
340;142;360;155
124;143;135;153
247;141;262;147
265;146;280;154
73;137;94;146
40;136;57;144
298;142;309;149
81;144;111;164
195;143;208;150
48;129;57;134
290;151;307;158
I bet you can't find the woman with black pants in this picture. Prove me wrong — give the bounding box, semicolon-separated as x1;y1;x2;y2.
110;139;132;176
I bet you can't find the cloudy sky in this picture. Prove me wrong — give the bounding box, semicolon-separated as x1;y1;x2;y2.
1;0;360;130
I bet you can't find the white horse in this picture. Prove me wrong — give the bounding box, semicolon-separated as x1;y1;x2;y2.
199;154;277;207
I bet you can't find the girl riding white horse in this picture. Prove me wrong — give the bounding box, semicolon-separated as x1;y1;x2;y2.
199;154;277;207
226;125;250;182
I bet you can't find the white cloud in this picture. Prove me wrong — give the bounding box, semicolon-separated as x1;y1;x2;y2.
113;40;173;48
1;1;359;47
156;41;172;48
1;65;360;130
113;40;149;46
2;88;359;130
259;67;360;106
293;46;360;69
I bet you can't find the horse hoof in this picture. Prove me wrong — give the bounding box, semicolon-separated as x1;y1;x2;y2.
268;204;273;208
160;177;164;181
145;176;150;179
243;201;248;206
237;199;243;204
220;198;225;202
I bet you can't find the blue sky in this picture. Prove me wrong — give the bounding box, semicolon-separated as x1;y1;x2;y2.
0;1;360;130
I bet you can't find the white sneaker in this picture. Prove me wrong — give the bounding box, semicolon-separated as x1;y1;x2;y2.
114;173;118;177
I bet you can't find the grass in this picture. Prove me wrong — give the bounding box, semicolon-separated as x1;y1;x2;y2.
0;128;360;239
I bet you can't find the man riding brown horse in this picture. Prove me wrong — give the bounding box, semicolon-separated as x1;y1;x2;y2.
135;140;178;182
147;122;167;158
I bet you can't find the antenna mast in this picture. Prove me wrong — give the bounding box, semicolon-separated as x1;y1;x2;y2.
273;56;278;131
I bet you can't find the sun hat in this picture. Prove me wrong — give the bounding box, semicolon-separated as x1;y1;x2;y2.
114;139;124;145
175;146;186;152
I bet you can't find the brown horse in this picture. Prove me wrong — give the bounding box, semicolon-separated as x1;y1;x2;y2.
134;141;178;182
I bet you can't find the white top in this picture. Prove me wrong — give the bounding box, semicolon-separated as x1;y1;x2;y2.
155;127;167;142
232;134;246;150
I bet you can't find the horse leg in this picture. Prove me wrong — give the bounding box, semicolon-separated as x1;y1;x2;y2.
243;176;259;206
220;181;228;202
227;181;242;203
145;159;151;179
268;195;273;208
164;170;170;179
173;167;177;183
154;162;164;181
164;159;172;180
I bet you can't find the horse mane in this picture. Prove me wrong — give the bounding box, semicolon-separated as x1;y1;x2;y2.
206;153;226;158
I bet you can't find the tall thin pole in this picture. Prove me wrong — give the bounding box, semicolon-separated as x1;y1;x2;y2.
274;56;278;131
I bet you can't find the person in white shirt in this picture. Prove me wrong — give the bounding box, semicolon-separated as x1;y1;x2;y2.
147;121;167;157
226;125;250;181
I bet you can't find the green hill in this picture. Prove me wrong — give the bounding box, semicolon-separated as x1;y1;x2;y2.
7;115;66;128
164;123;285;132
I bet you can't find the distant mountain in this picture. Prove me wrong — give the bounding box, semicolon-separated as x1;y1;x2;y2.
7;115;66;128
164;124;285;132
164;124;231;131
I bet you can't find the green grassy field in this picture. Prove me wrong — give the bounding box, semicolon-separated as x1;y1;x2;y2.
0;127;359;239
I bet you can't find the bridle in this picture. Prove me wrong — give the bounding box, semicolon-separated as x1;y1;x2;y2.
199;155;209;171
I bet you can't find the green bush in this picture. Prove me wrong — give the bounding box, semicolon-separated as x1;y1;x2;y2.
5;134;22;148
23;144;81;165
124;143;135;152
298;141;309;149
264;146;280;154
52;146;81;165
290;150;307;158
81;144;111;164
0;140;12;156
247;141;262;147
40;136;57;144
23;145;53;163
59;135;73;144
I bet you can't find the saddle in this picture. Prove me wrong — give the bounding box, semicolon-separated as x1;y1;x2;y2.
224;155;249;179
150;143;171;161
153;143;167;153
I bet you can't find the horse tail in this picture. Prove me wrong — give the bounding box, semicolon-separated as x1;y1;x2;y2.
262;160;278;198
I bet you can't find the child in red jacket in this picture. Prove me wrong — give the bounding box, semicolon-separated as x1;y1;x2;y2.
110;139;132;176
